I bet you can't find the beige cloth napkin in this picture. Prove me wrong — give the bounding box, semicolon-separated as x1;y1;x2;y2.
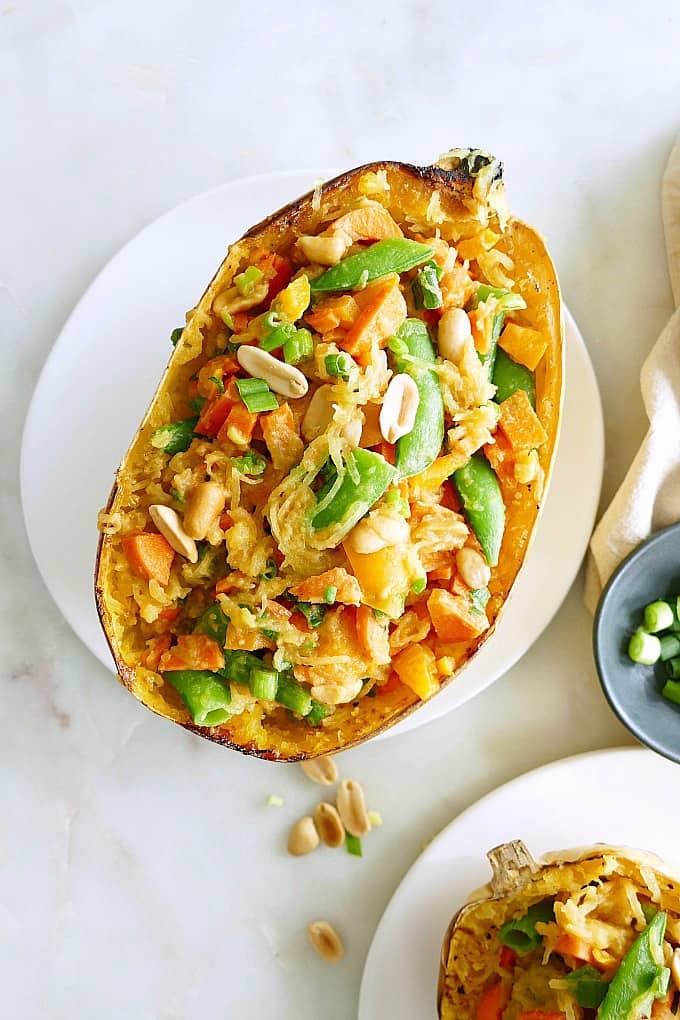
584;136;680;612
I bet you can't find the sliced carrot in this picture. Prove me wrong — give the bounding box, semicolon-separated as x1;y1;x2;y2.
158;606;181;625
342;275;407;359
329;201;402;241
476;981;511;1020
355;604;391;665
218;402;258;448
158;633;225;672
122;533;175;586
429;565;454;582
498;322;548;372
427;587;488;642
231;311;250;333
499;945;517;970
373;440;395;464
439;480;461;512
554;933;595;964
498;390;548;453
377;670;404;695
197;355;239;399
261;402;303;471
289;567;361;606
392;643;439;700
141;634;172;671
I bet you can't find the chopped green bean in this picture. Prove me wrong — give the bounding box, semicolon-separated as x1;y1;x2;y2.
163;669;232;727
659;634;680;661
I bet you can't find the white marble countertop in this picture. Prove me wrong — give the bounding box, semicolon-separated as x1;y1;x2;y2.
3;2;680;1016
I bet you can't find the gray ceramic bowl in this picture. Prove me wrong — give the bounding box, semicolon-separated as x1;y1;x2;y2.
593;521;680;764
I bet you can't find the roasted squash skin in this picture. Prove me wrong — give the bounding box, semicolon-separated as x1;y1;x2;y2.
438;841;680;1019
95;152;563;760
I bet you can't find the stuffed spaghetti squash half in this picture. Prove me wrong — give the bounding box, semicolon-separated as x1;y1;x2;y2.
95;149;563;759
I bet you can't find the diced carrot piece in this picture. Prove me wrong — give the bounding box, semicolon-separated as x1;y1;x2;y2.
158;606;181;625
231;311;250;333
196;378;240;437
484;430;515;487
499;323;548;372
158;633;225;672
261;402;304;471
289;567;362;606
141;634;172;671
305;306;341;333
356;604;391;665
343;276;407;359
409;454;463;493
439;480;461;512
498;390;548;452
429;565;454;582
427;587;488;642
197;355;239;398
122;533;175;586
218;403;258;448
477;982;511;1020
456;229;501;261
392;643;439;700
377;670;404;695
252;249;293;303
554;933;595;964
329;201;403;241
372;440;395;465
469;301;496;355
499;946;517;970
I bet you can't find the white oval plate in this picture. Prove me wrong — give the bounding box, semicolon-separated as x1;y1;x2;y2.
20;170;603;737
359;747;680;1018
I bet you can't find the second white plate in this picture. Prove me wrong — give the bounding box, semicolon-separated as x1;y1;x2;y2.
20;170;603;737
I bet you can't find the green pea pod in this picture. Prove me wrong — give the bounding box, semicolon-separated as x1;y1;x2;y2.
311;447;396;538
392;318;445;479
493;347;536;407
598;911;670;1020
452;452;505;566
479;312;505;379
497;898;554;954
310;239;434;293
163;669;232;727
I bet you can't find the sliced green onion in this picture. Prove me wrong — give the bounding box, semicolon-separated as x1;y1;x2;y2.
249;666;279;701
260;558;278;580
345;833;362;857
413;262;443;310
236;377;269;395
411;578;426;595
170;326;184;346
323;585;337;604
498;899;554;954
662;679;680;705
384;490;409;516
219;309;235;330
235;377;278;413
234;265;264;296
260;320;296;352
266;794;284;807
659;634;680;661
276;673;312;716
150;417;197;455
306;701;330;726
163;669;232;727
207;375;225;393
194;602;230;646
643;600;674;633
283;328;314;365
325;352;354;379
628;629;661;665
297;602;327;629
232;450;267;476
666;656;680;679
562;966;609;1009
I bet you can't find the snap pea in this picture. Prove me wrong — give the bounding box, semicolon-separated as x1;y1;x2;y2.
497;898;554;954
492;347;536;408
310;239;434;293
163;669;232;727
391;318;445;479
311;447;396;538
413;261;443;310
150;416;198;455
598;911;670;1020
452;452;505;566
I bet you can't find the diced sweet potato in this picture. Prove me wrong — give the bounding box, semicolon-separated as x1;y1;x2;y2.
498;390;548;452
343;542;412;618
498;323;548;372
289;567;361;606
392;643;439;700
329;201;402;241
261;403;304;471
158;633;225;672
427;587;488;642
305;295;359;334
343;276;407;359
121;533;175;586
456;229;500;261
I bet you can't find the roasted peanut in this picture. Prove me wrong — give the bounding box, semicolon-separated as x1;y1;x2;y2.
213;281;269;316
298;233;350;266
237;345;309;399
183;481;226;541
313;802;345;848
300;756;338;786
379;373;420;443
455;547;491;589
307;920;344;963
438;308;472;363
336;779;371;837
287;816;319;856
346;510;409;555
148;504;198;563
